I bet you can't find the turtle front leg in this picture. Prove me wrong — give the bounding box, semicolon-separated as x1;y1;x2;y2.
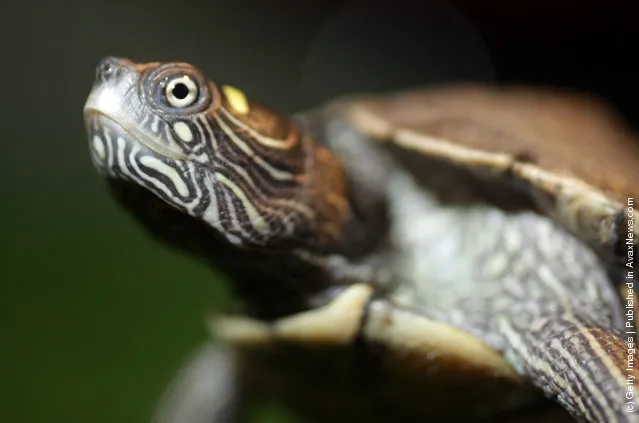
152;343;242;423
498;314;639;423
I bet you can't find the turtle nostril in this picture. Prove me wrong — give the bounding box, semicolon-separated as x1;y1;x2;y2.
96;57;123;83
101;62;112;75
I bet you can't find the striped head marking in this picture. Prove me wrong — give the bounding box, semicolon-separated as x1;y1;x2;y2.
84;58;348;250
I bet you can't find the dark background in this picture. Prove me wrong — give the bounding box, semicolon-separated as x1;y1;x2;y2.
2;0;637;422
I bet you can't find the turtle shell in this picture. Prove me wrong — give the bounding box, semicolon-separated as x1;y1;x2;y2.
334;85;639;264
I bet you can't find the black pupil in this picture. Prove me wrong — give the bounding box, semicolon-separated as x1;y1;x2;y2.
172;83;190;100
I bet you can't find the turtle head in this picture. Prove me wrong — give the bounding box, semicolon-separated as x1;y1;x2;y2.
84;58;364;316
85;57;349;251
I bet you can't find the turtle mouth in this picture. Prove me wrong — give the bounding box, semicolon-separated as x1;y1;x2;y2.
84;109;188;161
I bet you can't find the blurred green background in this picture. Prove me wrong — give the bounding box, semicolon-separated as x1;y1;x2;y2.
3;0;636;422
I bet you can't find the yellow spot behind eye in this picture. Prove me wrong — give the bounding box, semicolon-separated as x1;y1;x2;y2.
223;85;250;115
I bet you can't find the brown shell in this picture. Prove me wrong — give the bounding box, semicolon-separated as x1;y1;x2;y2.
337;84;639;261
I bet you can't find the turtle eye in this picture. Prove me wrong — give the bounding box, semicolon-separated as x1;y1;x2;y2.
165;76;198;108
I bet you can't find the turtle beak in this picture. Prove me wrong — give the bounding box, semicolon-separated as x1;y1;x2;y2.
84;58;188;161
84;57;140;125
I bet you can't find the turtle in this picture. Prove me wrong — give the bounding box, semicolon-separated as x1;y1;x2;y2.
83;57;639;423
